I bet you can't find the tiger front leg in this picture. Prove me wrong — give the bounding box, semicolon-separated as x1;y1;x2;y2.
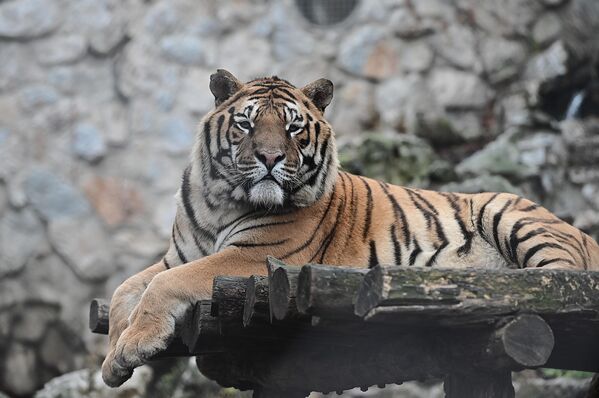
101;247;266;387
101;262;166;386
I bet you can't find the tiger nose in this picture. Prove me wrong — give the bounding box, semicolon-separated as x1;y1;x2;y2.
255;150;285;170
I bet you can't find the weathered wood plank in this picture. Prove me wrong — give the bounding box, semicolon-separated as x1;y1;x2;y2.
355;266;599;324
211;276;247;321
296;264;368;318
267;257;306;321
243;275;269;327
89;298;109;334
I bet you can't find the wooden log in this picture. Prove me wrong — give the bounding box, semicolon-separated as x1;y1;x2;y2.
296;264;368;318
355;266;599;324
243;275;269;327
444;370;515;398
89;298;109;334
456;314;554;370
211;276;247;321
267;257;306;321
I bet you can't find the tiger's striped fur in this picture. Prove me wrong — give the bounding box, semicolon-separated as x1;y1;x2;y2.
102;70;599;387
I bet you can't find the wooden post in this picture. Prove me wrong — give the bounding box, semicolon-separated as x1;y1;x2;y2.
89;298;109;334
243;275;269;327
296;264;367;318
267;257;305;321
211;276;248;320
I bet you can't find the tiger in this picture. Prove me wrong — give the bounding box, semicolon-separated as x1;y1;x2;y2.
102;69;599;387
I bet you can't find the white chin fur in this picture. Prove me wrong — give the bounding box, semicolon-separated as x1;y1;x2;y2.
249;180;285;207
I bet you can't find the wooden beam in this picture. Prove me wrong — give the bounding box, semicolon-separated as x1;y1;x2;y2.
296;264;367;318
211;276;247;321
267;257;306;321
89;298;109;334
355;266;599;323
243;275;269;327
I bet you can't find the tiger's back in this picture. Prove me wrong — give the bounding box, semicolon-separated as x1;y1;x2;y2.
212;172;599;272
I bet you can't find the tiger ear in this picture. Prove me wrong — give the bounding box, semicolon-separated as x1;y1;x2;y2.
210;69;242;107
301;78;334;112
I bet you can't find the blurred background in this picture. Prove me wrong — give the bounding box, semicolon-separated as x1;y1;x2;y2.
1;0;599;396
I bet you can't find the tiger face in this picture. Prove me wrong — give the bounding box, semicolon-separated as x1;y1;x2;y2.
195;69;338;209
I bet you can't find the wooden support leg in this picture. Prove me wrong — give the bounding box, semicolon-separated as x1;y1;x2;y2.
252;386;308;398
444;370;514;398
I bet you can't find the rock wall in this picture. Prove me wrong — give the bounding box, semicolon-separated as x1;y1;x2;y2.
1;0;598;396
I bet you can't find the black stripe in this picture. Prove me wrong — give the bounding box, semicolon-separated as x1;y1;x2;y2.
345;174;360;241
281;189;336;259
520;204;540;212
182;166;216;241
522;242;563;268
442;193;473;256
368;240;379;268
390;225;402;265
163;257;171;269
476;193;500;240
174;221;186;243
172;226;188;264
359;176;373;241
425;240;449;267
492;199;513;261
409;238;422;266
228;220;294;241
378;182;411;244
313;176;347;263
232;239;288;248
536;258;576;268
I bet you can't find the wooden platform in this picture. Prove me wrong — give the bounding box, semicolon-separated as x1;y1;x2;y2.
90;257;599;398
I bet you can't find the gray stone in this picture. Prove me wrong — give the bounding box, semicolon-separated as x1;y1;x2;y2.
17;85;60;112
441;175;525;196
456;130;527;177
2;343;37;396
337;26;399;79
432;24;479;70
35;35;87;66
160;34;207;66
375;75;444;135
444;111;485;141
525;40;568;82
0;183;6;217
24;167;91;222
35;366;153;398
582;183;599;210
219;30;273;80
456;0;542;36
161;116;194;155
429;69;491;110
40;326;79;374
0;0;61;39
0;208;49;277
13;304;59;343
389;8;438;38
330;81;377;136
398;40;435;72
48;216;115;281
72;122;107;163
533;12;562;47
479;37;528;84
272;25;316;62
0;128;28;183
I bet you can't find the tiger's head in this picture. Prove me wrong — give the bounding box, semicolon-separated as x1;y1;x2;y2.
193;69;338;209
